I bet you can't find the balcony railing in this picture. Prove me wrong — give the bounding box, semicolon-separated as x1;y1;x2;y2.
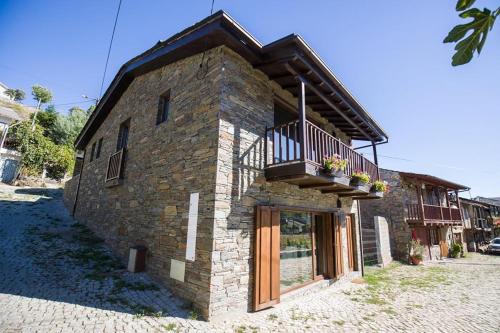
265;119;379;181
406;203;462;223
105;148;124;182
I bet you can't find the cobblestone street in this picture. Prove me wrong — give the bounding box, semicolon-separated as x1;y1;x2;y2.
1;184;499;333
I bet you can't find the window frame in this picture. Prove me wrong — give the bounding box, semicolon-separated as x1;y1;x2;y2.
116;118;130;151
156;90;171;125
95;138;103;159
90;142;96;162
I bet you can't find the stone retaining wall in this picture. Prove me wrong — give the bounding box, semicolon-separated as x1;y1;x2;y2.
62;175;79;211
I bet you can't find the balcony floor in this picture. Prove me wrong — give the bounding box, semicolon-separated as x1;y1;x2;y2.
265;161;383;200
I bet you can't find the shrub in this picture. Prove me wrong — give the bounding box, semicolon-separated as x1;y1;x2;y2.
450;243;462;258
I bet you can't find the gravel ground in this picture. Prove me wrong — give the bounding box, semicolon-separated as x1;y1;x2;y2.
0;183;499;333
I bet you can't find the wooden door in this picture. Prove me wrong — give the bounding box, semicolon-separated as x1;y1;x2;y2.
346;214;355;271
253;206;280;311
413;227;431;260
333;214;344;277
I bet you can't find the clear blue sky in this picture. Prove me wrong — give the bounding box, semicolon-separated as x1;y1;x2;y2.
0;1;498;197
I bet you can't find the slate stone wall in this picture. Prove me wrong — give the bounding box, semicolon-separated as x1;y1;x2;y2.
72;47;224;318
210;47;360;318
360;169;413;261
66;45;364;320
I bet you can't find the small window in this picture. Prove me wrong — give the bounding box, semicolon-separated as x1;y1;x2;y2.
156;90;170;125
117;119;130;151
95;138;103;159
90;142;96;162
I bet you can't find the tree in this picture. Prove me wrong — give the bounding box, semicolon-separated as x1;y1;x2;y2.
33;105;58;139
5;88;26;102
6;121;74;179
444;0;499;66
51;107;89;146
31;84;53;129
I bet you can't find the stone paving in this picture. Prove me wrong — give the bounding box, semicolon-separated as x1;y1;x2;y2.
1;183;499;333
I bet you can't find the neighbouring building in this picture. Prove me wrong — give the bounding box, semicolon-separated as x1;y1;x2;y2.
460;197;494;252
0;82;10;100
0;105;22;183
360;169;469;263
63;11;388;320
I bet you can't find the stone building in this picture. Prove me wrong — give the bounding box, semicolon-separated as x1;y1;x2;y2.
360;169;469;263
63;11;388;320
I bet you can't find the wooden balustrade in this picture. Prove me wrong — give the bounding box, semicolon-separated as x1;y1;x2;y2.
265;119;379;181
406;203;463;223
406;203;422;221
105;148;124;182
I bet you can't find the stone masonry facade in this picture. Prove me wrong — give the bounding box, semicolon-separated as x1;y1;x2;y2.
64;45;363;320
360;169;411;262
361;169;458;263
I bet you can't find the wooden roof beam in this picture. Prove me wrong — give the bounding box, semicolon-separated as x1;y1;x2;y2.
286;63;374;142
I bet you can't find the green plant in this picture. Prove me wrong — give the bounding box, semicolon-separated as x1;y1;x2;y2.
371;180;388;193
323;154;347;172
450;243;463;258
351;171;371;184
444;0;500;66
410;239;424;261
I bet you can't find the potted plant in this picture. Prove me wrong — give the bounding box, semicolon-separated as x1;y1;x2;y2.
350;170;371;187
371;180;388;196
409;239;424;265
322;154;347;177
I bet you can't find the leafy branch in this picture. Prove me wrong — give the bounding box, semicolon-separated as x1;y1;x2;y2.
444;0;499;66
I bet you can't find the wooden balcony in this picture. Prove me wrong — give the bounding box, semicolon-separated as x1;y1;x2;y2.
105;148;125;184
406;203;462;226
264;119;381;199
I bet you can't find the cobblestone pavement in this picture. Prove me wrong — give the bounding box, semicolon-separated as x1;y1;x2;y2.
1;184;499;333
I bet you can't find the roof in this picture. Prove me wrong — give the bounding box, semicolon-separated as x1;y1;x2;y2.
474;197;500;207
459;197;489;208
75;10;388;149
398;171;469;190
0;105;22;122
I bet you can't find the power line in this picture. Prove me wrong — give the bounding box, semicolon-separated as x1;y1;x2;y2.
25;100;94;108
99;0;123;99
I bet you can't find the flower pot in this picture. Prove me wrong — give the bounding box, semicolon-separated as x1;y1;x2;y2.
323;168;344;178
410;256;423;265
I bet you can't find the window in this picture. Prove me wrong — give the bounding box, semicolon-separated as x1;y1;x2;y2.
95;138;103;159
90;142;96;162
156;90;170;125
117;119;130;151
430;228;439;245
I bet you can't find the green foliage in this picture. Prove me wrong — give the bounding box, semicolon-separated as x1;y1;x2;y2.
52;107;89;146
32;105;58;138
6;121;74;179
5;88;25;101
351;171;371;184
450;243;463;258
371;180;388;193
31;84;52;105
444;1;499;66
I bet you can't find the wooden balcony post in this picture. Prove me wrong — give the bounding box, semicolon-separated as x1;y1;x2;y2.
298;79;307;161
372;142;380;180
417;183;425;224
456;190;462;221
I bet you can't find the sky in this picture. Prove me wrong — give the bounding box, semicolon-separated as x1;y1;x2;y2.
0;1;498;197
